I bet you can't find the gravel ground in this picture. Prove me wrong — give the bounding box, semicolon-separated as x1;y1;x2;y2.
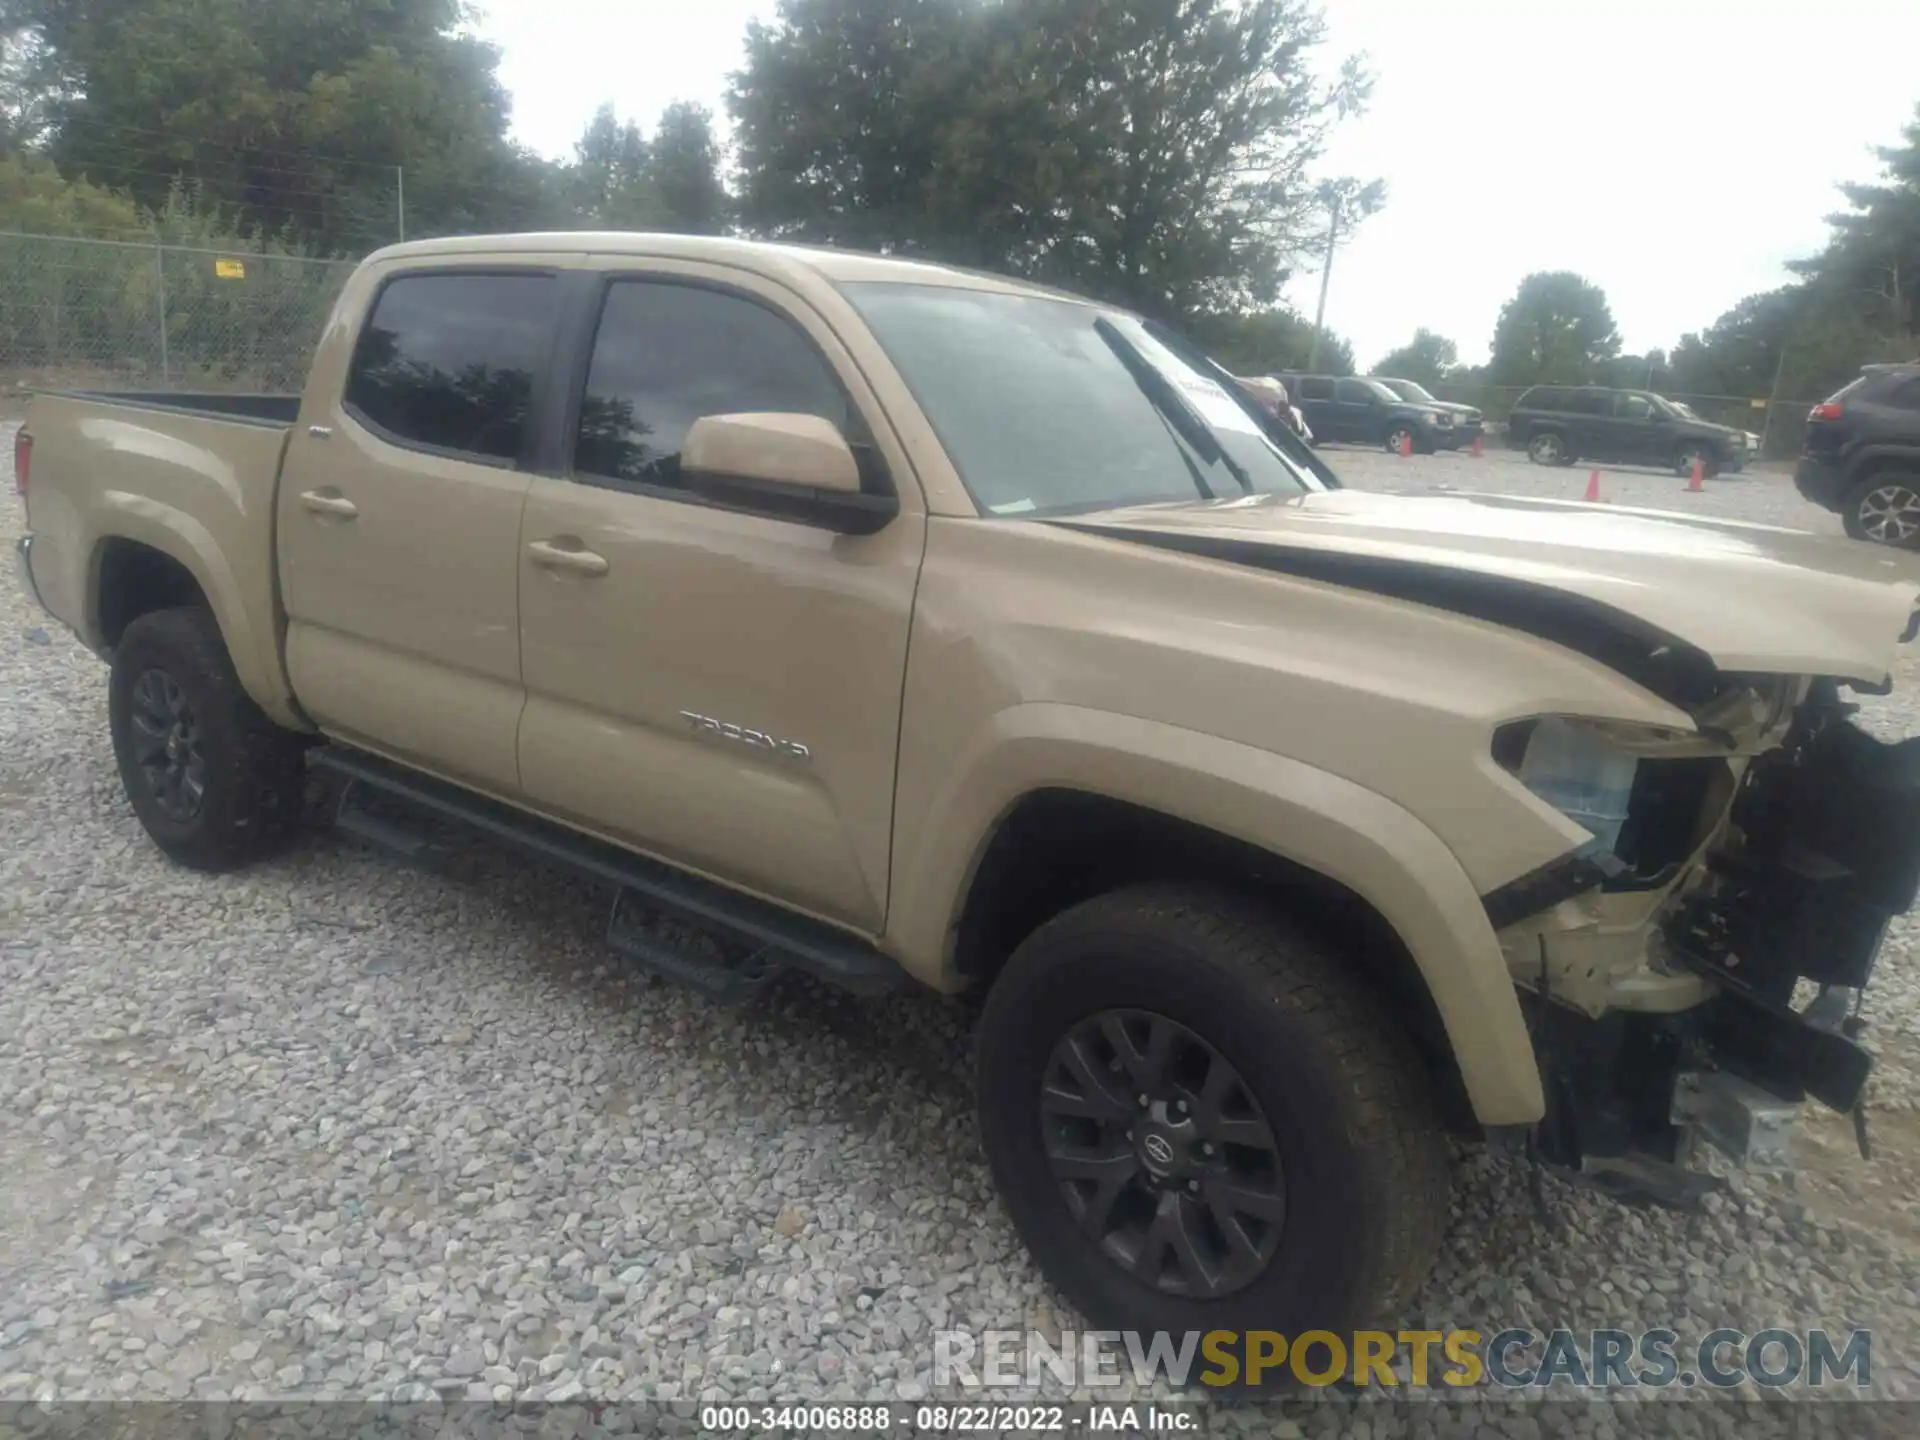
5;425;1920;1431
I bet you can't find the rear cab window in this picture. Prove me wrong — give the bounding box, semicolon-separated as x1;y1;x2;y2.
344;271;556;464
1296;377;1335;401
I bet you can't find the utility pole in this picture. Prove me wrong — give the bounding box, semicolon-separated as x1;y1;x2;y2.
396;166;407;243
1306;194;1341;374
1759;346;1789;455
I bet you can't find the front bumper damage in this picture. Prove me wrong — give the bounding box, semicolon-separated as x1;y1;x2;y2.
1501;685;1920;1207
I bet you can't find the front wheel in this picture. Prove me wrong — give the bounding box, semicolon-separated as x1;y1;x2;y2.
109;607;308;871
1384;424;1420;455
1673;444;1719;479
1843;473;1920;547
975;885;1449;1347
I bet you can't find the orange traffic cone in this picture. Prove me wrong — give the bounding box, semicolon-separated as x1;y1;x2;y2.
1399;431;1414;458
1584;469;1602;503
1687;459;1705;492
1471;434;1484;458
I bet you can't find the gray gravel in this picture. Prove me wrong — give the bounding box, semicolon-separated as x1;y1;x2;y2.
5;426;1920;1426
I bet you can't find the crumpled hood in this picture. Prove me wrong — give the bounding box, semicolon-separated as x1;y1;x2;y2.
1060;488;1920;686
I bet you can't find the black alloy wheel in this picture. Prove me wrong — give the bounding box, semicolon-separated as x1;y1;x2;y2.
1040;1008;1284;1299
127;667;208;822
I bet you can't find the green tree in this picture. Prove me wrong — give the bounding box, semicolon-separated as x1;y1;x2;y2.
1489;271;1622;385
1190;309;1353;376
0;145;140;231
730;0;1372;320
1793;103;1920;339
570;102;654;227
4;0;549;250
1370;328;1458;388
648;102;729;236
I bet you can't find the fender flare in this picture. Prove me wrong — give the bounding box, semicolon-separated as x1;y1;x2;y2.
887;703;1545;1126
84;493;302;729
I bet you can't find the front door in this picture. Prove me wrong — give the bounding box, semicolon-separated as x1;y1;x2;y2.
278;263;565;792
1612;392;1664;464
514;267;925;931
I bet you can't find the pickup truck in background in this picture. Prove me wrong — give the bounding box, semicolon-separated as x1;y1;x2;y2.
15;233;1920;1347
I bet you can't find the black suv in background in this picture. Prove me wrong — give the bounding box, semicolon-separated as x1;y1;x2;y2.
1279;374;1458;452
1795;362;1920;547
1507;385;1746;476
1374;377;1484;447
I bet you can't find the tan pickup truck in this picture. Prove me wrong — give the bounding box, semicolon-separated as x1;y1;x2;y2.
15;232;1920;1342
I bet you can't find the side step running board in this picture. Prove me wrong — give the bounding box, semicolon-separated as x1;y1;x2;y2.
314;746;913;998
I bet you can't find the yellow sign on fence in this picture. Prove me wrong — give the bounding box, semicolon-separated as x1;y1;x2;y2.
214;258;246;280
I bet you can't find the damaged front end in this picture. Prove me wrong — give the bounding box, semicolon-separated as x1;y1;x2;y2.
1490;679;1920;1208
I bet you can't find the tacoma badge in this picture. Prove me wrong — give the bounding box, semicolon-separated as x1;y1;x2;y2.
678;711;812;762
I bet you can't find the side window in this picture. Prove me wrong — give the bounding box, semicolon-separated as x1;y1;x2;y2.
574;280;851;489
1565;390;1613;416
1335;379;1377;404
1881;375;1920;411
344;272;554;462
1296;377;1335;401
1519;387;1563;411
1617;394;1655;420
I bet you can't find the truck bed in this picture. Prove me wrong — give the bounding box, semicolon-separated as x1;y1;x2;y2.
51;390;301;427
20;388;303;725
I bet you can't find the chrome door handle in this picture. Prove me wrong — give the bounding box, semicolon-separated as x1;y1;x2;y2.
527;539;609;577
307;425;334;439
298;490;358;518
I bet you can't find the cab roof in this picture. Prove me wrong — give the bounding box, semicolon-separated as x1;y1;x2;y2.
364;231;1100;306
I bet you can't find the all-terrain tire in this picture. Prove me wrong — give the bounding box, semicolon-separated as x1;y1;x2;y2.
975;884;1450;1352
108;606;307;871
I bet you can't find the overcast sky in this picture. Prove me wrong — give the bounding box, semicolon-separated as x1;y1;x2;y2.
477;0;1919;369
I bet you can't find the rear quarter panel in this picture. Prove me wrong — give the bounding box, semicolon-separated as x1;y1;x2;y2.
23;392;302;726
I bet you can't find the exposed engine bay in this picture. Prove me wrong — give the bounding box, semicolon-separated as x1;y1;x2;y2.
1492;678;1920;1206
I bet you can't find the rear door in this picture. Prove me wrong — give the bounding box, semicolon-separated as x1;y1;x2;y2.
1291;376;1338;438
513;264;925;931
277;261;570;792
1561;389;1616;459
1333;378;1384;442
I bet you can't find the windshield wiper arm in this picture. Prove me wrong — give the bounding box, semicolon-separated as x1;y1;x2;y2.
1094;317;1251;495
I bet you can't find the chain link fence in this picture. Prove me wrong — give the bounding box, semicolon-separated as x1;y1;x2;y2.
1;231;357;413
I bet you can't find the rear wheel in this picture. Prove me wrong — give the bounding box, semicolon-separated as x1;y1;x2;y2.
1527;432;1569;466
1844;473;1920;547
975;885;1449;1353
108;607;307;871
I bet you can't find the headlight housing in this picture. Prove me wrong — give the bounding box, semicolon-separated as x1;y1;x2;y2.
1509;717;1640;856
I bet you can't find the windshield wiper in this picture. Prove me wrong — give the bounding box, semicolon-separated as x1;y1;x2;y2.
1094;318;1251;495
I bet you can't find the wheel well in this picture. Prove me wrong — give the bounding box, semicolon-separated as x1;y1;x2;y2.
953;789;1477;1132
94;539;209;649
1851;455;1920;490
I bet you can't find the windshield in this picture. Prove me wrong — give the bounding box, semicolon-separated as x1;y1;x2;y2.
1668;400;1699;419
1382;378;1434;403
841;282;1320;515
